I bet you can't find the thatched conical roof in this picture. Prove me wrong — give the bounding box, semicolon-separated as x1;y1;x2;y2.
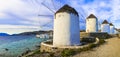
102;20;109;24
55;4;79;16
87;14;97;19
109;23;114;26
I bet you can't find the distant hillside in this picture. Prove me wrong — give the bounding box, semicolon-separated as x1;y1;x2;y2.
0;33;10;36
11;30;53;36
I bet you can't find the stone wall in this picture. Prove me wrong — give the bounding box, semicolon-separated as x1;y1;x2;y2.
80;32;111;39
40;42;84;53
40;42;56;52
40;38;100;52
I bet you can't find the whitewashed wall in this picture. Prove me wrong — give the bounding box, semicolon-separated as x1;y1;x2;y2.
101;24;110;34
110;26;114;34
53;12;80;46
114;30;119;34
86;18;98;33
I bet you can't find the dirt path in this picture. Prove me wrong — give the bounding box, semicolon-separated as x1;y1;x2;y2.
73;37;120;57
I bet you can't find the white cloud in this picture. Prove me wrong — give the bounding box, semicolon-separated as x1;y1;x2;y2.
0;0;120;34
0;24;41;34
19;16;53;26
0;24;40;28
0;0;53;25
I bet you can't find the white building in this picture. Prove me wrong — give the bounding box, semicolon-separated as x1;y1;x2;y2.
109;23;115;34
101;20;110;34
114;28;119;34
86;14;98;33
36;34;49;38
53;4;81;46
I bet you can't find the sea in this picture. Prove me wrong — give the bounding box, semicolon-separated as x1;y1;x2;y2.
0;35;49;57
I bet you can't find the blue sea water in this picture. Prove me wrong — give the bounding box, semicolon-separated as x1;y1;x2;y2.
0;35;48;57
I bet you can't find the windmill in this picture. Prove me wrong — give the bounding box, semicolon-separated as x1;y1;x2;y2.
34;0;60;29
31;0;86;37
30;0;62;38
30;0;87;30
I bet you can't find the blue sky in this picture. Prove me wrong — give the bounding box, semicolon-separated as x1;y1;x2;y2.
0;0;120;34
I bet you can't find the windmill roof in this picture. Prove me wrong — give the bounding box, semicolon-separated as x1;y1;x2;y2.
109;23;114;26
102;20;109;24
87;14;97;19
55;4;79;16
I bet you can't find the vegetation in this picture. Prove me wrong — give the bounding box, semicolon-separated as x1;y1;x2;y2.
49;52;55;57
81;37;96;43
60;43;98;57
89;43;97;48
24;38;106;57
32;50;41;54
98;39;105;45
116;34;120;39
26;49;41;57
61;49;75;57
60;38;105;57
77;43;97;52
26;50;55;57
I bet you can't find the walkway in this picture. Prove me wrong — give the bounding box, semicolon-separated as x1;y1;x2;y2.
73;37;120;57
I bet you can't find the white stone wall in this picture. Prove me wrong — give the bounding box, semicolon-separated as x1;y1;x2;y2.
110;26;114;34
53;12;80;46
101;24;110;34
86;18;98;33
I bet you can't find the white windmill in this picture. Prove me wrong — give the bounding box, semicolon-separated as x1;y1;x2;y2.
101;20;110;34
31;0;88;46
35;0;86;46
86;14;98;33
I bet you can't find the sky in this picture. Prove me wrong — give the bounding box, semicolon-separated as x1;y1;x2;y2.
0;0;120;34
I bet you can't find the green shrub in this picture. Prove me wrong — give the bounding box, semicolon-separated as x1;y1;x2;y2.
116;34;120;38
60;39;105;57
49;52;54;57
89;44;97;48
32;50;41;55
81;37;95;43
81;46;90;51
77;48;82;52
98;39;105;45
61;49;75;57
77;43;97;52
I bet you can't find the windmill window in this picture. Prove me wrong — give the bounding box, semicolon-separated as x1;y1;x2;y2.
58;15;61;17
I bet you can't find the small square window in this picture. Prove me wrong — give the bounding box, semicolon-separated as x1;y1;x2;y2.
59;15;61;17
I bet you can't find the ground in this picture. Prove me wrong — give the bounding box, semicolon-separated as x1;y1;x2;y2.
73;37;120;57
24;37;120;57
